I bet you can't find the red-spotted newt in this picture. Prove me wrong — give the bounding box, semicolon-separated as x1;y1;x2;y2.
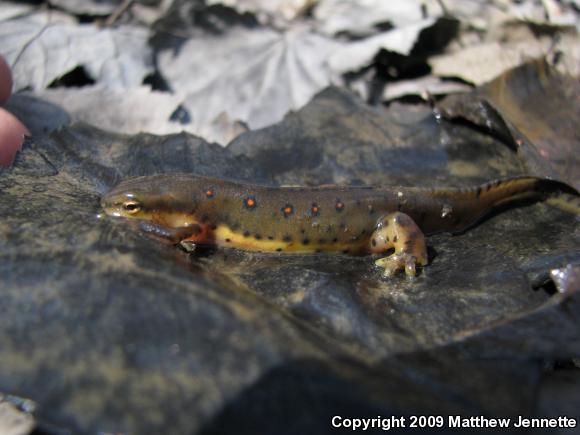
101;174;579;277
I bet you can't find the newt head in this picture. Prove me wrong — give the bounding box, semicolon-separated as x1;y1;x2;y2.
100;189;147;219
100;174;199;228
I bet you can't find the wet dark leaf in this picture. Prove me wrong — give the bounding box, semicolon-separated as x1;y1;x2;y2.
438;60;580;189
1;80;579;434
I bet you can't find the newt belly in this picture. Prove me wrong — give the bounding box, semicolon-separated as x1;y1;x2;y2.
101;174;579;277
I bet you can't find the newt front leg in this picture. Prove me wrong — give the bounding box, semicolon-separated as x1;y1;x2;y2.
370;212;428;278
137;221;203;246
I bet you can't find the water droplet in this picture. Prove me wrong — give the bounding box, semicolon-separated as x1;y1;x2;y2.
21;399;36;413
433;109;442;122
441;203;453;218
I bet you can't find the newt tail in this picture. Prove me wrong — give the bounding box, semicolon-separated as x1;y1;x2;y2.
101;174;579;277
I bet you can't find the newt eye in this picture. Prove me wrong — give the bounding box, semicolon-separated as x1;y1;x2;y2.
123;200;142;214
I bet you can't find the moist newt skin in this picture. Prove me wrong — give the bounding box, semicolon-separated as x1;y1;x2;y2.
101;174;580;277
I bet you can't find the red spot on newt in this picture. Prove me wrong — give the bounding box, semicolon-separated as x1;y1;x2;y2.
244;197;257;209
282;204;294;217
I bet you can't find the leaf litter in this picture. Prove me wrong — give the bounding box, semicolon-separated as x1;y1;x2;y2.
1;0;578;143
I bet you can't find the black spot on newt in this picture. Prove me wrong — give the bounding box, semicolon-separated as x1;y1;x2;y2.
372;238;377;246
276;248;282;252
243;230;251;238
283;235;292;242
303;238;310;245
267;235;274;240
255;234;262;240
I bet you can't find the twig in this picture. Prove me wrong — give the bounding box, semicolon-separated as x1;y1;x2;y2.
105;0;135;26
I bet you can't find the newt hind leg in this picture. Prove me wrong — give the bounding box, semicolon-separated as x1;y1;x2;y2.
370;212;428;278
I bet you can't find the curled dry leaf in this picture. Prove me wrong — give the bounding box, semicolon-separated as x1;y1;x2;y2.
328;18;436;75
0;401;35;435
511;0;578;26
383;76;472;102
48;0;120;16
9;86;186;137
313;0;444;37
207;0;316;22
442;0;578;27
158;25;342;144
0;12;153;91
429;32;580;85
0;1;34;22
314;0;576;38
